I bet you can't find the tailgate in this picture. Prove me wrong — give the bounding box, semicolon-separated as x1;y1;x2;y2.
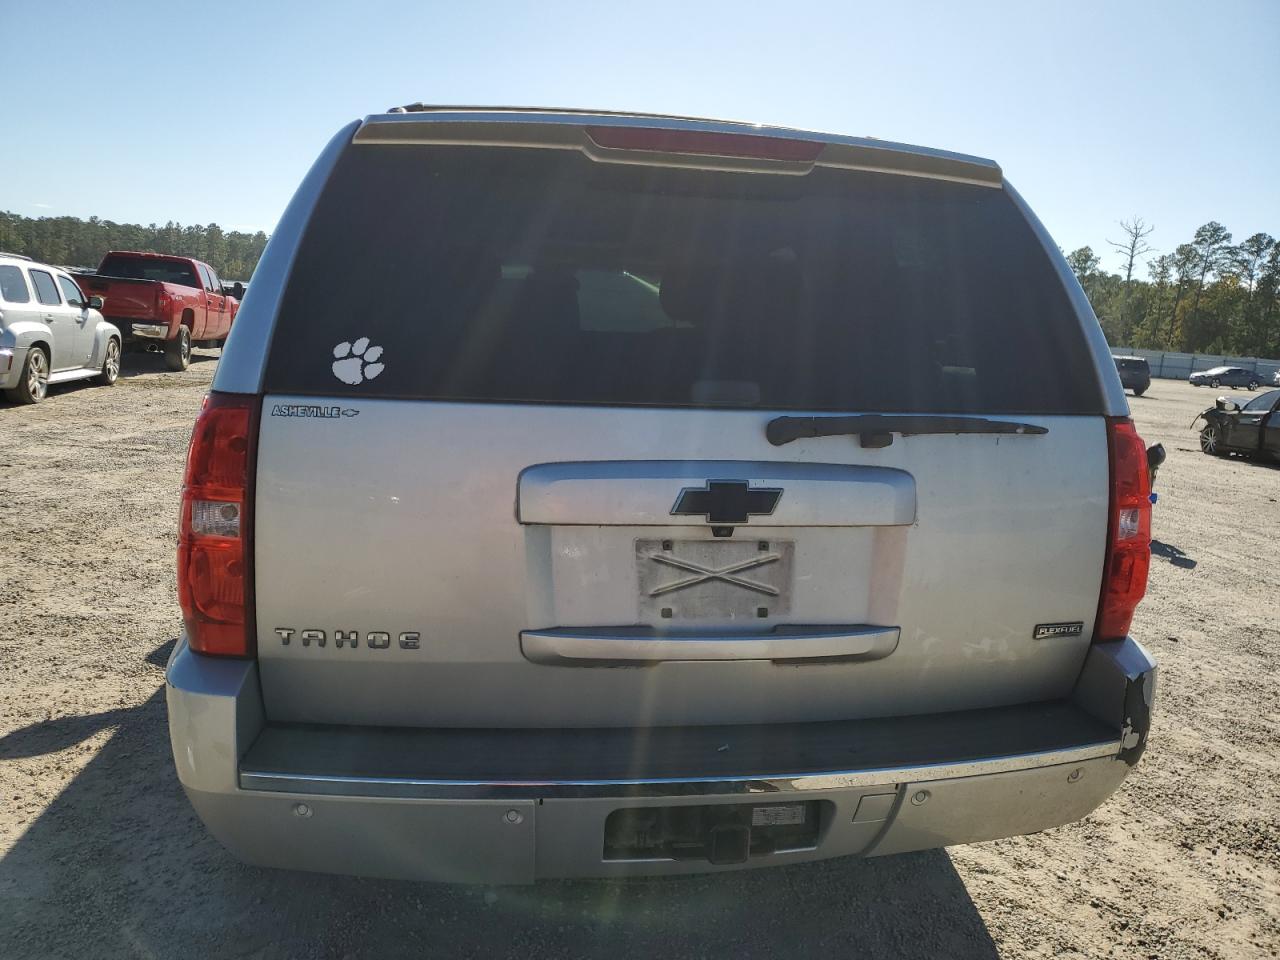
254;403;1106;727
249;136;1111;729
76;276;160;320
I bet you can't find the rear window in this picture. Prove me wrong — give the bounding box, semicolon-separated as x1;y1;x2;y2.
98;255;200;288
30;270;61;306
1116;358;1148;371
0;265;30;303
265;144;1102;414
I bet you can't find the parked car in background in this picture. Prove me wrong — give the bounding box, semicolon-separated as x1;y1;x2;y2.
0;253;121;404
74;252;238;371
166;107;1157;884
1113;356;1151;396
1188;365;1259;390
1273;369;1280;386
1195;388;1280;459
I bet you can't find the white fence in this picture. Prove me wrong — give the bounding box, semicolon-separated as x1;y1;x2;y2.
1110;348;1280;383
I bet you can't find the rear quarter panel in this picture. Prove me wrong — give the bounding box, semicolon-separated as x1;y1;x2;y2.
0;312;53;350
223;297;239;336
89;318;120;367
167;282;205;338
0;309;53;380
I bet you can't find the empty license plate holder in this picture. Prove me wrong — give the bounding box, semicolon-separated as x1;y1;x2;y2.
636;538;794;622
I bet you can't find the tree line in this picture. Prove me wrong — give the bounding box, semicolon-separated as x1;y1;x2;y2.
0;211;268;281
4;209;1276;358
1066;219;1280;358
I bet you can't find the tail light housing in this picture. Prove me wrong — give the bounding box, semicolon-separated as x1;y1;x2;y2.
157;289;171;315
1095;417;1152;641
178;392;258;656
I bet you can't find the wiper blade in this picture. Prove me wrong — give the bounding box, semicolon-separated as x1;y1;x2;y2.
766;414;1048;447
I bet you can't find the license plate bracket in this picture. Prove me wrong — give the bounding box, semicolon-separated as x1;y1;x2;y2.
603;801;822;863
636;538;794;622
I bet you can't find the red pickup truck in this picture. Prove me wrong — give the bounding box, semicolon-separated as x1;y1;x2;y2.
75;252;239;370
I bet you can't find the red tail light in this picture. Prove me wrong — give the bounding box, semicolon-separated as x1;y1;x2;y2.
585;126;823;162
178;392;258;656
157;289;171;314
1095;417;1152;641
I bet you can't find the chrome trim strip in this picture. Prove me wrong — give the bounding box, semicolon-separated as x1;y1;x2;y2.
520;625;900;665
517;460;917;527
238;740;1119;800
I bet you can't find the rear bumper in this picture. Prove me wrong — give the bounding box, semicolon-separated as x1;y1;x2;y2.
107;318;171;342
166;637;1155;883
0;346;24;389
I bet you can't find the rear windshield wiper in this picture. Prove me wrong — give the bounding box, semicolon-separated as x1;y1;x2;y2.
766;414;1048;448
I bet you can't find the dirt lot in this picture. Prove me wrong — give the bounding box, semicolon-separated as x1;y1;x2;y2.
1;356;1277;959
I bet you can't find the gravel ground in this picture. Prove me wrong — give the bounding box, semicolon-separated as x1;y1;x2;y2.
0;356;1277;959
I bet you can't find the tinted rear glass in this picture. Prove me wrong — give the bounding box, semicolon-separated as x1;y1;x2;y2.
98;255;200;288
30;270;61;306
1116;359;1148;371
0;265;30;303
265;144;1102;414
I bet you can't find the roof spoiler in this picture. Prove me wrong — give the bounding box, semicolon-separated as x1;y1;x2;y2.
354;108;1002;186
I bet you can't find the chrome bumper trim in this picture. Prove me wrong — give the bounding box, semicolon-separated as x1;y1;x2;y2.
239;739;1119;800
520;625;900;665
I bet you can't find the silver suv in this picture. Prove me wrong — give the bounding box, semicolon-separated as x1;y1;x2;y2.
166;107;1157;883
0;253;121;403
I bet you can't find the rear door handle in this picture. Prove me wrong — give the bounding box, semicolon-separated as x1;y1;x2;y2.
520;625;900;665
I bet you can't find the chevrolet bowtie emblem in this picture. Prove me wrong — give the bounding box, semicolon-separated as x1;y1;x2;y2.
670;480;782;525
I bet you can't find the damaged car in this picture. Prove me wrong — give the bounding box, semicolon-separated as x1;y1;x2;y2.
1194;388;1280;459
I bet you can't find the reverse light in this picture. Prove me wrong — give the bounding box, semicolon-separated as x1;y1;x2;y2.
190;500;242;538
1095;418;1152;641
177;392;258;657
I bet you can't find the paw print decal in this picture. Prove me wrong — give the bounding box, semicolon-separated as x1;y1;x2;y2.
331;337;385;385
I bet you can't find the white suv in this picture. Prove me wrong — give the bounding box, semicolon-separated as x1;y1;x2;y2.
0;253;121;403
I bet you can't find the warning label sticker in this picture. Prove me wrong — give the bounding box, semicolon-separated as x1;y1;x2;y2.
751;804;806;827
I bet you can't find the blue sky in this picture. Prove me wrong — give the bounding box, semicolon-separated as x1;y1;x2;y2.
5;0;1277;275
